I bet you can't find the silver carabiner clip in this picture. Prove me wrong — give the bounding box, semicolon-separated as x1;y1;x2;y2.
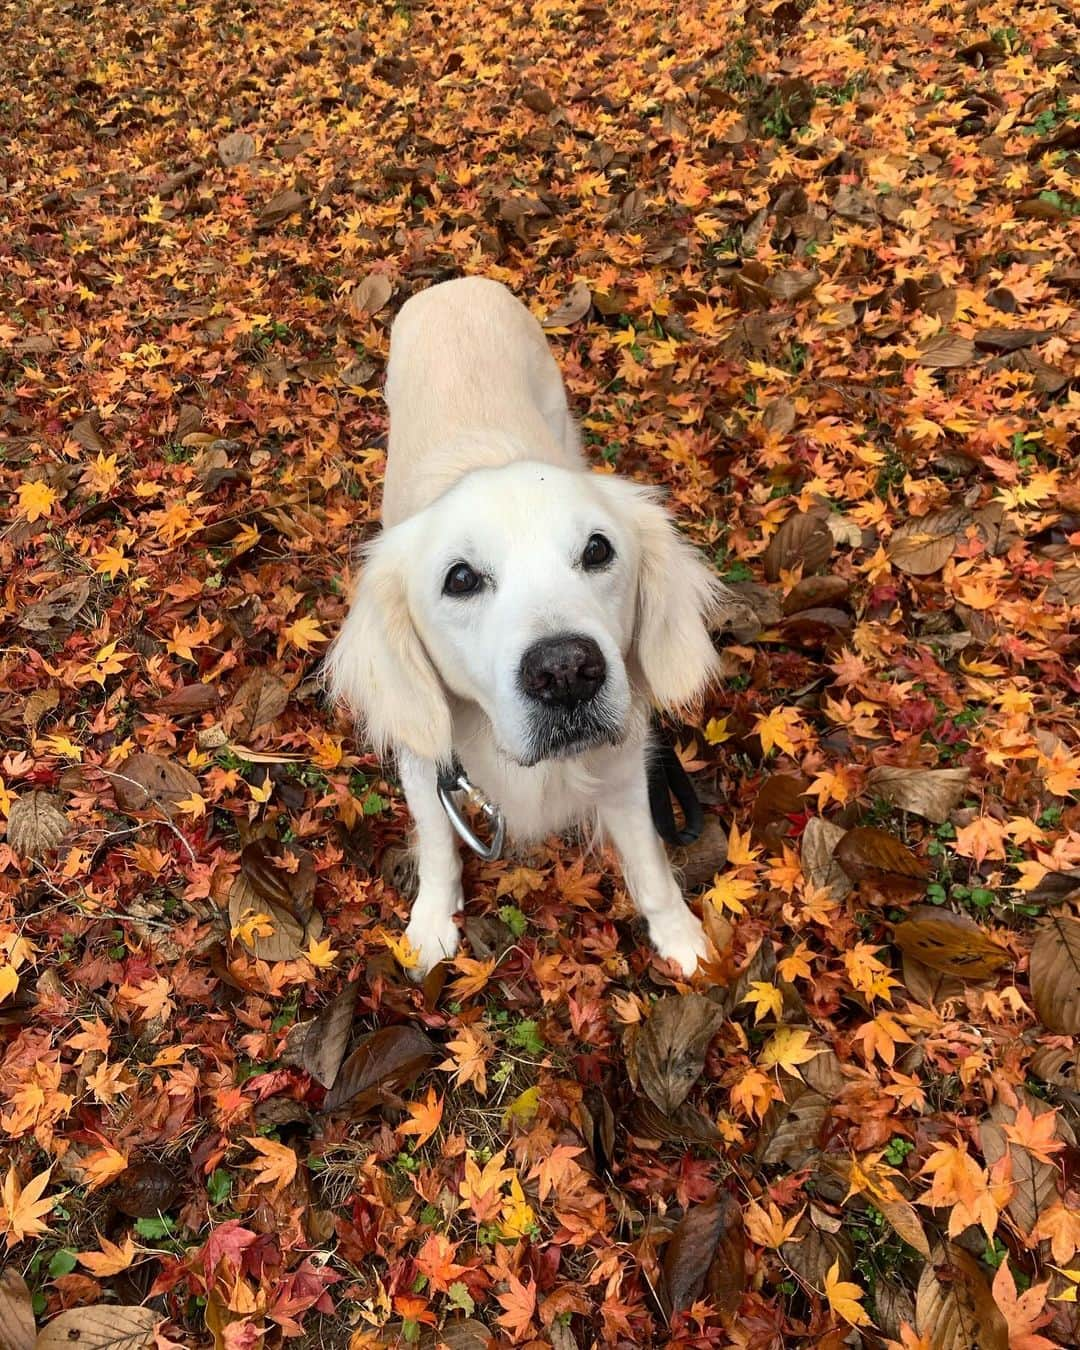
437;763;506;861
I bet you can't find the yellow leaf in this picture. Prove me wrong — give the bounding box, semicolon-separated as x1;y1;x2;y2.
243;1135;298;1195
305;936;338;969
741;981;783;1024
284;615;327;651
502;1086;541;1130
17;480;57;522
231;909;274;945
0;964;18;1003
759;1027;820;1079
744;1199;803;1249
380;927;420;971
824;1259;871;1327
704;716;731;745
0;1164;56;1247
754;706;806;757
702;872;757;916
248;778;273;805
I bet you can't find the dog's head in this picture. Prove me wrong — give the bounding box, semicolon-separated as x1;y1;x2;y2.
326;462;722;766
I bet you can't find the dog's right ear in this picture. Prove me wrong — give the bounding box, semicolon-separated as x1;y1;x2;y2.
324;527;453;765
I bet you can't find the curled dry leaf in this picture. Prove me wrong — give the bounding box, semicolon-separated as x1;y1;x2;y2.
302;981;359;1089
5;791;69;860
915;1244;1008;1350
1028;913;1080;1034
759;1085;828;1168
763;509;833;582
866;766;970;823
630;1097;722;1146
634;994;725;1114
660;1192;745;1321
541;280;592;327
228;668;289;738
887;507;971;576
22;686;60;729
241;838;316;919
348;271;394;317
801;816;853;900
0;1268;35;1350
323;1025;437;1112
257;187;306;227
35;1305;162;1350
892;905;1009;980
781;574;850;615
228;872;306;962
834;826;928;882
761;395;796;437
18;577;91;632
110;752;201;817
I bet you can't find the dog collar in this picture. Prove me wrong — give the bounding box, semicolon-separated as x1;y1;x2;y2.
436;758;506;861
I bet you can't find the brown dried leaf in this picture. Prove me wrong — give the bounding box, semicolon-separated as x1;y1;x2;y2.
835;827;929;882
240;839;316;919
888;507;970;575
228;669;289;738
110;1159;182;1218
0;1268;35;1350
324;1025;437;1113
1029;914;1080;1034
782;1215;853;1286
258;188;306;227
801;817;852;900
766;268;818;302
660;1193;745;1320
72;412;108;454
35;1305;162;1350
782;575;849;614
541;280;592;328
21;687;60;730
763;510;833;582
980;1102;1058;1235
892;905;1009;980
915;333;976;368
867;766;970;823
18;577;91;632
901;953;963;1006
915;1244;1008;1350
302;982;359;1089
110;753;201;817
6;791;70;859
671;814;729;891
759;1086;828;1167
762;395;796;437
635;994;725;1114
630;1097;722;1146
348;271;394;317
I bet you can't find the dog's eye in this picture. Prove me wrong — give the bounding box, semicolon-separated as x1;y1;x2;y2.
582;533;614;570
443;562;482;596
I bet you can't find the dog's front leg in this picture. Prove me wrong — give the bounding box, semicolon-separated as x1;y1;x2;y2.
599;774;707;976
398;750;464;976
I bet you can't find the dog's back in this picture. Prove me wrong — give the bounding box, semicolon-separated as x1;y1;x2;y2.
381;277;584;526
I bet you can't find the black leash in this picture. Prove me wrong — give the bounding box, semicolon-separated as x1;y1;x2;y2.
647;719;705;846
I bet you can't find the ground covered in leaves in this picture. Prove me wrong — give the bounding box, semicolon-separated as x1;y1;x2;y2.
1;0;1079;1346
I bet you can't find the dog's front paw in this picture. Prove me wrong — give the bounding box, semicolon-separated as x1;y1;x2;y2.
649;906;708;977
403;907;461;980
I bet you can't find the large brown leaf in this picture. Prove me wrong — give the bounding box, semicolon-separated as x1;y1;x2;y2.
302;981;359;1089
887;507;970;575
759;1084;828;1168
323;1025;437;1113
801;817;852;900
660;1193;745;1320
867;766;970;823
980;1098;1059;1236
227;670;288;737
36;1305;162;1350
892;906;1009;979
0;1269;35;1350
17;577;91;632
762;510;833;582
5;791;69;860
630;1097;722;1146
835;827;929;882
110;753;201;817
348;271;394;317
1029;913;1080;1033
228;872;305;962
542;280;592;327
241;838;316;921
915;333;976;368
915;1244;1008;1350
110;1158;182;1218
634;994;725;1114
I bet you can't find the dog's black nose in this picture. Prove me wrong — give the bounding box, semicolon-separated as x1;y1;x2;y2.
520;635;606;706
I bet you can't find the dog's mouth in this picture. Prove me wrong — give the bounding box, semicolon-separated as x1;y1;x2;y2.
520;700;625;766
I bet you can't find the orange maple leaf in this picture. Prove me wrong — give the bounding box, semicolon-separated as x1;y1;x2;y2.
397;1086;444;1148
243;1136;298;1195
77;1232;137;1276
1002;1104;1065;1166
495;1271;537;1341
0;1164;56;1247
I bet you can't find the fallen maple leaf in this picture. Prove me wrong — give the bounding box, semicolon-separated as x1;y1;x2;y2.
397;1086;444;1148
284;615;327;651
243;1136;298;1195
77;1232;137;1276
991;1259;1056;1349
824;1258;871;1327
759;1027;820;1079
0;1164;56;1247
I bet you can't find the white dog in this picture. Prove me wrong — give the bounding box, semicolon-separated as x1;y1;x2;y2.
326;277;724;977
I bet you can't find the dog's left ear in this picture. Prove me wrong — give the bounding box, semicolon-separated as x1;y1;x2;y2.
600;478;724;713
